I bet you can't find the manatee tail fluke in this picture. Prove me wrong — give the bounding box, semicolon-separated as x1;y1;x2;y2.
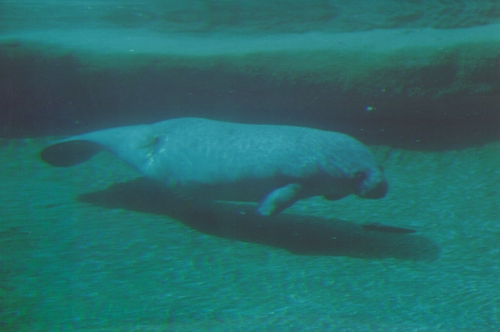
40;140;102;167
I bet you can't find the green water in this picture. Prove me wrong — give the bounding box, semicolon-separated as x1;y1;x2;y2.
1;0;499;330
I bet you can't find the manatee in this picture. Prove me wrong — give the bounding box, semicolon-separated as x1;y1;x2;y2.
40;117;388;216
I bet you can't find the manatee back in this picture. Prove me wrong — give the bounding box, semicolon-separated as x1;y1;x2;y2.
147;118;357;185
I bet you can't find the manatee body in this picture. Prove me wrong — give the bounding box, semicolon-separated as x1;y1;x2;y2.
40;117;388;216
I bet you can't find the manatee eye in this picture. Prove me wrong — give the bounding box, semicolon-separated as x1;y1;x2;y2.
353;171;367;185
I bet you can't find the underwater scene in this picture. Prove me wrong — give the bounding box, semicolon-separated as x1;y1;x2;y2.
1;0;499;330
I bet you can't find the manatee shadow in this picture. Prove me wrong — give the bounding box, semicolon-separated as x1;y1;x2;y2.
78;178;439;261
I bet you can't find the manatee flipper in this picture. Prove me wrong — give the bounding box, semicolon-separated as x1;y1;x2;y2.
257;183;303;216
40;140;103;167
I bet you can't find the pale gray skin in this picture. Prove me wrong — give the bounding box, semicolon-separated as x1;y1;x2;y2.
41;118;388;216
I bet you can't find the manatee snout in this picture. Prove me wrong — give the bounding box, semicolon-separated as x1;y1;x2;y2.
362;177;388;199
356;167;388;199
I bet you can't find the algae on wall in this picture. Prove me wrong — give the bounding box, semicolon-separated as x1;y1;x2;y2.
1;25;498;149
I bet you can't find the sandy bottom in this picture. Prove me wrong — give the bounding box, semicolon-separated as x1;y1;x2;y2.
0;138;499;330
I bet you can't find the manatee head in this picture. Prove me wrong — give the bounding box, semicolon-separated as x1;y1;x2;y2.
353;166;388;199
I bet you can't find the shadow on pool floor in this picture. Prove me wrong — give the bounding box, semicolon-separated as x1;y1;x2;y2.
78;177;440;261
